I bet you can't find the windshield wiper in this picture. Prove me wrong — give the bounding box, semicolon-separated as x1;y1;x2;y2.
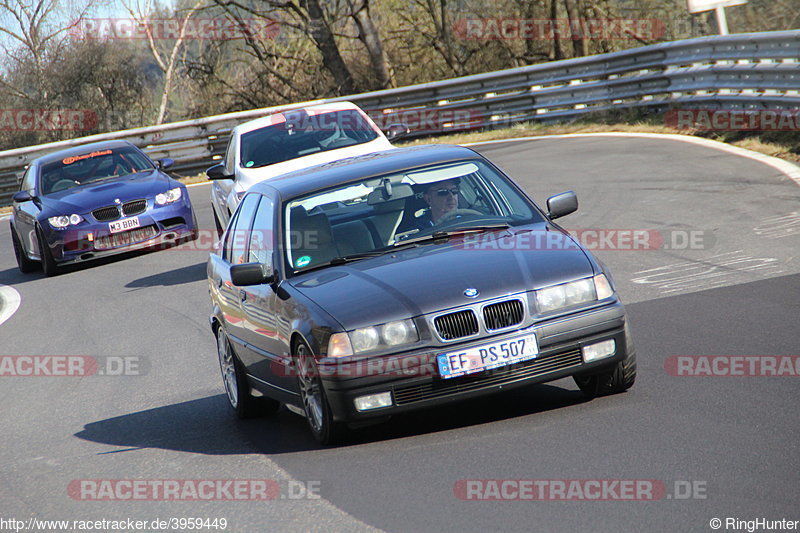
328;249;394;265
393;223;511;248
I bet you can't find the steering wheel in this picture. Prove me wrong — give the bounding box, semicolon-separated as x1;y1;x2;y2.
436;208;483;224
50;179;79;193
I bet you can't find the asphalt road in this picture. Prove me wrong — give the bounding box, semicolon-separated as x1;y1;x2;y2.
1;135;798;533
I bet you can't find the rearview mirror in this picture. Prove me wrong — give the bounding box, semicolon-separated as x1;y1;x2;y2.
231;262;275;286
12;191;32;203
207;163;233;180
546;191;578;219
157;158;174;170
385;123;410;141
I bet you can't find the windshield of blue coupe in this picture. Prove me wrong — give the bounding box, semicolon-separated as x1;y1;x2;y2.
39;147;155;195
285;159;543;272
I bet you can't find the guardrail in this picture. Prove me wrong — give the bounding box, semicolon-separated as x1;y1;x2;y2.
1;30;798;206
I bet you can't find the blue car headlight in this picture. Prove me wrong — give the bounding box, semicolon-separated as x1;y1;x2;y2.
156;187;182;206
48;214;83;229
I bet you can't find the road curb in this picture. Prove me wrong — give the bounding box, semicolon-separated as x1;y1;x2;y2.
0;284;21;327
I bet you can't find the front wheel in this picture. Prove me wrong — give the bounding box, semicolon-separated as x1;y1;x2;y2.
35;225;59;277
11;225;37;273
295;340;348;445
574;350;637;398
216;326;279;419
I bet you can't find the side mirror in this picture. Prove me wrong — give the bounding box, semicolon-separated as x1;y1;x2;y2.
12;191;33;203
207;163;233;180
546;191;578;220
231;262;275;286
385;123;410;141
157;158;174;170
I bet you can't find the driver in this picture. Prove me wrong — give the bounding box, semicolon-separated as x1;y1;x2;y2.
399;179;460;232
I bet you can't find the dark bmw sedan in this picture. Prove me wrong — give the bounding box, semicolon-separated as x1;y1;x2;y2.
208;144;636;444
10;140;197;276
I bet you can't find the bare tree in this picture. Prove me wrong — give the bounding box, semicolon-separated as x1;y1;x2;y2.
122;0;205;124
347;0;393;89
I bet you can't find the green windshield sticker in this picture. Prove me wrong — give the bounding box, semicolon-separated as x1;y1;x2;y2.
296;256;311;268
245;160;255;168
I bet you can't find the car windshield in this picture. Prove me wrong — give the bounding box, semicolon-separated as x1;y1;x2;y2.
284;159;544;272
39;146;155;195
239;109;379;169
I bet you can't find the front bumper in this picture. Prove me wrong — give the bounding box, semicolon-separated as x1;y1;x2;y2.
321;301;631;423
46;200;197;264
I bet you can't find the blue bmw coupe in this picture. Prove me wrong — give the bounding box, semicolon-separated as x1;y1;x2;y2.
9;140;197;276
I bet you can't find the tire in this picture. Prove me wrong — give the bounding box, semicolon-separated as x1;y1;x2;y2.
213;209;224;238
295;339;348;445
574;349;637;398
11;225;37;274
216;326;279;419
35;225;59;277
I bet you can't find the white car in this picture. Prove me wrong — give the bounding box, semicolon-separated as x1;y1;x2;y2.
206;102;407;232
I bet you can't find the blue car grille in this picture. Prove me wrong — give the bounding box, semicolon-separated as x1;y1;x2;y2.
122;199;147;216
92;199;147;222
95;225;158;250
93;206;121;222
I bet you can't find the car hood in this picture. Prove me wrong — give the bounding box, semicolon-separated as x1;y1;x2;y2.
289;225;596;330
41;170;174;215
236;138;394;192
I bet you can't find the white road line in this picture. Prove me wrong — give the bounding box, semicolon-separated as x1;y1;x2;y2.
463;132;800;187
0;284;21;326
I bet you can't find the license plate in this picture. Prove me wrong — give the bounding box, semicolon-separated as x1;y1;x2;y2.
109;216;140;234
437;333;538;379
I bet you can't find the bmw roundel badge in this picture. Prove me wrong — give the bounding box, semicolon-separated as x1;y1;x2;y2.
464;288;479;298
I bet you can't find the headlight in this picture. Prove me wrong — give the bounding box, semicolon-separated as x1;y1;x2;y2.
156;187;182;205
535;275;615;313
327;319;419;357
48;214;83;229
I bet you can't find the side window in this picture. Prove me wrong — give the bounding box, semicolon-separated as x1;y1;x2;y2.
249;195;275;268
20;166;35;193
225;194;260;265
223;135;236;175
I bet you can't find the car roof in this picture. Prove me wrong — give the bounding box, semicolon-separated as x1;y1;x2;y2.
233;101;368;136
250;144;483;200
33;140;138;166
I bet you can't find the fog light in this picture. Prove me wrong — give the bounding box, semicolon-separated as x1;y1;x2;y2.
354;392;392;412
583;339;616;362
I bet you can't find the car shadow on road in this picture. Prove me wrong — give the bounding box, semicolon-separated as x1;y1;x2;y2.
124;261;207;288
75;383;592;455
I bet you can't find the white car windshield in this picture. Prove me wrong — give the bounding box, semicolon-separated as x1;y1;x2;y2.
239;109;380;169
